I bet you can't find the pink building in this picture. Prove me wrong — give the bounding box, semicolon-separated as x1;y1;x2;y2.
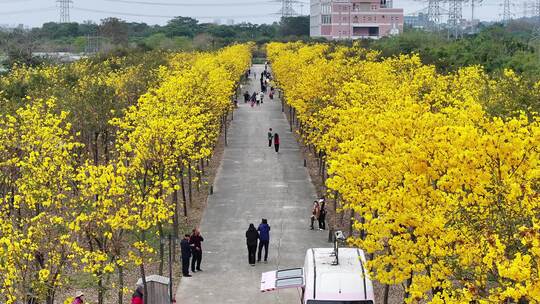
310;0;404;39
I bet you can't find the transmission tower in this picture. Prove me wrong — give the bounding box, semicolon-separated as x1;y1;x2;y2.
281;0;296;17
57;0;73;23
502;0;512;23
448;0;464;38
427;0;441;28
470;0;483;21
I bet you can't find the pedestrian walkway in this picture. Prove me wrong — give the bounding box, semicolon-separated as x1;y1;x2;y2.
175;64;327;304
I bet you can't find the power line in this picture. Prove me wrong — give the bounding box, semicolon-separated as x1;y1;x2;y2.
0;6;56;15
71;6;276;19
0;0;34;3
103;0;280;6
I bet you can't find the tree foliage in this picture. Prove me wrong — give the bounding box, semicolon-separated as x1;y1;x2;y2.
268;41;540;303
0;43;252;303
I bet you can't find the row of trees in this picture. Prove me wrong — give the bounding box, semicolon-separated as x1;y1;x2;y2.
0;44;252;303
0;16;309;56
268;42;540;303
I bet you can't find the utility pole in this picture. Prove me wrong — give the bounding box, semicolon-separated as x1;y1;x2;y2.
57;0;73;23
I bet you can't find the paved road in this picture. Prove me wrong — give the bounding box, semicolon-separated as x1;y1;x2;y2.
175;64;328;304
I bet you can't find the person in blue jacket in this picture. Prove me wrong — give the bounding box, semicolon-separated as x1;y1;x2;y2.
257;218;271;263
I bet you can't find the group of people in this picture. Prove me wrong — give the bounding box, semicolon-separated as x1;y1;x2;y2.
267;128;280;153
260;69;274;97
180;228;205;277
245;219;271;266
311;199;327;230
70;286;143;304
244;90;267;107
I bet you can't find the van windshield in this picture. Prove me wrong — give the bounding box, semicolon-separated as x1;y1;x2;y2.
307;301;374;304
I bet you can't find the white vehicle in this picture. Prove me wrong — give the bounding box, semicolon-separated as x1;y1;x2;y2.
260;232;375;304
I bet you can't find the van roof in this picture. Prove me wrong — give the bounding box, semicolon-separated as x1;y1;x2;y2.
306;248;374;301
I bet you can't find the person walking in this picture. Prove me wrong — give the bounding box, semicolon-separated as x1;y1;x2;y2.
318;200;326;230
310;201;320;230
257;219;271;263
245;223;259;266
71;292;84;304
267;128;273;147
251;92;257;107
244;91;250;103
190;228;204;272
274;133;280;153
259;91;265;104
180;234;192;277
256;92;261;106
131;286;143;304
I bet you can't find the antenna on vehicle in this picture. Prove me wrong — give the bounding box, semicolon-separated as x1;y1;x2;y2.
332;230;346;266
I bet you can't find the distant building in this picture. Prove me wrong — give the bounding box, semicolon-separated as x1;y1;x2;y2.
212;19;222;25
226;19;235;25
404;12;430;29
310;0;404;39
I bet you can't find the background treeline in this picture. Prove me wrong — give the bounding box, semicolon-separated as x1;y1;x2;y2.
365;20;540;81
0;16;310;55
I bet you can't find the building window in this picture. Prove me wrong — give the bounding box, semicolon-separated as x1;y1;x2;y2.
321;14;332;24
358;3;371;11
321;3;331;14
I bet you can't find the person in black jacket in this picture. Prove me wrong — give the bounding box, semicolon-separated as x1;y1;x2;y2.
190;228;204;272
180;234;192;277
245;223;259;266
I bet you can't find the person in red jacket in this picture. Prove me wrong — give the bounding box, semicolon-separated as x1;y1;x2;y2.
131;286;143;304
274;133;280;153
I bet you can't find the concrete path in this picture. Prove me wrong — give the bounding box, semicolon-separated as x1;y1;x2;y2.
175;64;327;304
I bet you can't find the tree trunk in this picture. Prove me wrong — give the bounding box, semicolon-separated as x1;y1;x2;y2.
98;273;104;304
200;158;205;175
172;189;179;262
180;166;188;217
196;163;201;193
103;130;110;164
158;223;164;276
383;284;390;304
349;209;354;237
94;131;100;165
404;275;413;300
140;232;148;304
118;265;124;304
188;163;193;206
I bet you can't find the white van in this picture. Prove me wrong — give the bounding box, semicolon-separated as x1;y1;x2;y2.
260;246;375;304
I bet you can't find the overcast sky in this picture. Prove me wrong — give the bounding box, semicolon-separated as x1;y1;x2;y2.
0;0;521;27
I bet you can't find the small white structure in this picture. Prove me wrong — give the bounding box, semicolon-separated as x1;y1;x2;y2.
261;246;375;303
136;275;170;304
